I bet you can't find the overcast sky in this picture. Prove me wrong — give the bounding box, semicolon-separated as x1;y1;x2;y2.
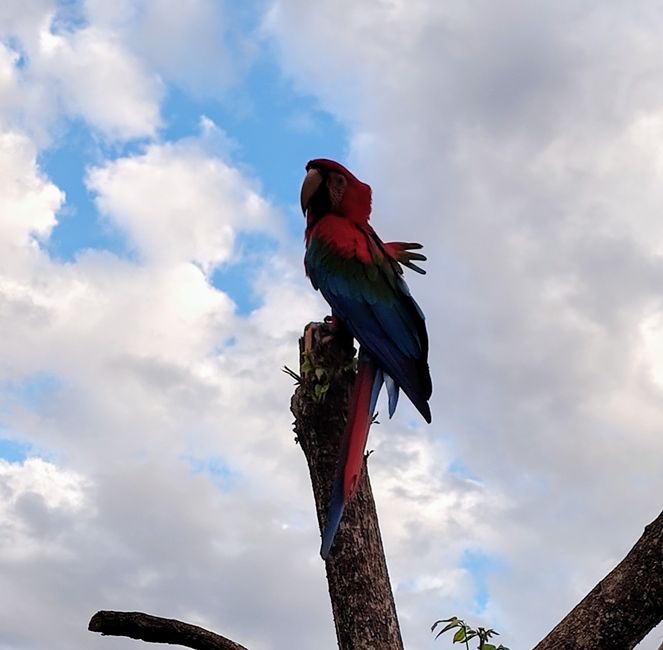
1;1;662;649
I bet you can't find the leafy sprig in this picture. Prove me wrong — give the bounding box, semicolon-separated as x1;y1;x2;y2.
431;616;510;650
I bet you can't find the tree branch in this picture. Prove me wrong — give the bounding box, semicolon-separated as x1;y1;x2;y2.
88;611;248;650
534;509;663;649
290;321;404;650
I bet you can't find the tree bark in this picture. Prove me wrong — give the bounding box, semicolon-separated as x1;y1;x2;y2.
289;321;404;650
88;611;248;650
534;509;663;650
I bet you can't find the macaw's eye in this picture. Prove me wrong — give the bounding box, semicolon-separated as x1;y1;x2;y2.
327;172;347;206
328;172;346;188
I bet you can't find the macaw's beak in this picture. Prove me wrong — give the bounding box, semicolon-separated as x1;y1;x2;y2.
300;168;323;215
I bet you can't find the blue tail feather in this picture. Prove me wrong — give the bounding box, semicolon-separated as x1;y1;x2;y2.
321;473;345;559
369;366;384;417
384;373;399;417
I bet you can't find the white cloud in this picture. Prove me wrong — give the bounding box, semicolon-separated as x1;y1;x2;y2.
0;255;337;648
0;130;63;248
0;94;336;648
266;2;663;647
1;2;662;649
84;0;254;98
0;457;336;650
0;1;253;144
87;126;276;271
0;3;162;143
0;42;20;107
0;459;87;560
0;0;54;45
36;25;163;140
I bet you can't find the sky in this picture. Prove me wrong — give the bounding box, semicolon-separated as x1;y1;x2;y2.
1;1;662;649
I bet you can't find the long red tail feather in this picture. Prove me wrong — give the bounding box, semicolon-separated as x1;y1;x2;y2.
320;351;380;558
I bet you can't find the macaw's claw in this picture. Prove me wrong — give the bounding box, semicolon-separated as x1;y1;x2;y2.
303;323;316;354
304;319;343;351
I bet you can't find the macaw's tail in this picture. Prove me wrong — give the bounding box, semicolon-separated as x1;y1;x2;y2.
320;349;398;559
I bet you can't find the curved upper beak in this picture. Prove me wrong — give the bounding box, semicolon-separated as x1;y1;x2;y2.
300;168;323;215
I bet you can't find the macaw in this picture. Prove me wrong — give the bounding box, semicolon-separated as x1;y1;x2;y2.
300;158;432;559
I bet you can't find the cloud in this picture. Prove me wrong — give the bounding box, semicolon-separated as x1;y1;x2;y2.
0;457;337;650
36;25;163;140
0;3;162;142
266;1;663;647
0;42;20;112
0;89;336;648
0;130;63;248
0;258;338;650
87;123;275;271
2;2;663;649
84;0;253;99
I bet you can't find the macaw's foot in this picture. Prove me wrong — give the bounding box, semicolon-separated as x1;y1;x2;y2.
305;319;335;348
303;323;317;354
303;321;333;352
303;318;352;353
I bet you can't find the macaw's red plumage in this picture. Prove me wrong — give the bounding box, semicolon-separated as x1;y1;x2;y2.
300;158;432;559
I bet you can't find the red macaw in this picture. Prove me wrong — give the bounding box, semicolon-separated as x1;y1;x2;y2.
300;158;432;558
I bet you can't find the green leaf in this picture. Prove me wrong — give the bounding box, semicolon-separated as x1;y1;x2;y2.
452;628;466;643
483;645;496;650
432;617;458;633
313;383;329;402
434;621;461;639
439;625;457;637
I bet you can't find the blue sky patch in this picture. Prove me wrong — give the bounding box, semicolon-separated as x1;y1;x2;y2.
161;56;347;229
0;374;61;463
4;372;61;410
448;459;482;483
40;46;348;304
181;452;239;492
211;232;279;315
40;120;137;262
461;549;505;614
0;438;31;463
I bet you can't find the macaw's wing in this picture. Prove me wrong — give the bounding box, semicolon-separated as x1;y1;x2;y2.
305;232;432;423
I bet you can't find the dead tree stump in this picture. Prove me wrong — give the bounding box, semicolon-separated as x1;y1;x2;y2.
289;321;404;650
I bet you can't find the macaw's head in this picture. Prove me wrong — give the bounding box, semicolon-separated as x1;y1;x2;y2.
300;159;372;225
